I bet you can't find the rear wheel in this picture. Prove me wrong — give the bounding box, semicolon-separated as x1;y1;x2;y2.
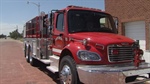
26;46;30;63
28;47;37;66
24;44;27;57
59;56;79;84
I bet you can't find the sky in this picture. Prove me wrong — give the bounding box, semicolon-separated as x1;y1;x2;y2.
0;0;104;35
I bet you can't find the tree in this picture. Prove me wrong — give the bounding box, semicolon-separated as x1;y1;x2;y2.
0;34;6;38
9;29;22;39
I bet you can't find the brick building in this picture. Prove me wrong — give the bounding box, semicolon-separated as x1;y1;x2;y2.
105;0;150;55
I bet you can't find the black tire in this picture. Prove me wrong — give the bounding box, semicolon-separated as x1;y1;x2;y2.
26;46;30;63
59;56;80;84
28;47;37;66
24;44;27;57
125;76;137;83
29;56;37;66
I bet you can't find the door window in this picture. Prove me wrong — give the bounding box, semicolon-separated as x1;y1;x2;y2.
56;14;64;31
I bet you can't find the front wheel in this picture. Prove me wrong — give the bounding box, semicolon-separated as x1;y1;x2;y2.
59;56;80;84
125;76;137;83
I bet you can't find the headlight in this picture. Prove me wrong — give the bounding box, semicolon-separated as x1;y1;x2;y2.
77;50;101;61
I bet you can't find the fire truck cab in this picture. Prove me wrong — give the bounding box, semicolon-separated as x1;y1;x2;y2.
24;6;150;84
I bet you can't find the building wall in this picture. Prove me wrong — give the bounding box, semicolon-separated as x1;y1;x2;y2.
105;0;150;50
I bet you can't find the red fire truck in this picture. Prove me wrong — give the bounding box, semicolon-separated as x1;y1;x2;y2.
24;5;150;84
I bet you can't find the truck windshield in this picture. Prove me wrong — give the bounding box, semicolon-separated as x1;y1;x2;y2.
68;10;116;33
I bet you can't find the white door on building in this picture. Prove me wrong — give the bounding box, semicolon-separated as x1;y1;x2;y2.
124;21;150;62
125;21;145;40
124;21;145;50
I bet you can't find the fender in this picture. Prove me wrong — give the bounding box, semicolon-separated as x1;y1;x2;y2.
61;41;105;64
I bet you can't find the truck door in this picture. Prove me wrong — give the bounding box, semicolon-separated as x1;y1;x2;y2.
52;13;65;55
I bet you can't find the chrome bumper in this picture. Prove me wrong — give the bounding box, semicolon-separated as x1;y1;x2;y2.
77;62;150;84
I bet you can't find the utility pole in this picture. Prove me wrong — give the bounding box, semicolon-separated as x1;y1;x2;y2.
27;1;40;15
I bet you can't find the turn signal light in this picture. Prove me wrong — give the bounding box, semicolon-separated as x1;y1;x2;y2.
82;39;88;46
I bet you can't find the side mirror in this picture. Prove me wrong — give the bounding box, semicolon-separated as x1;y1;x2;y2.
48;12;54;35
49;13;52;26
113;16;118;29
43;14;49;28
113;16;119;33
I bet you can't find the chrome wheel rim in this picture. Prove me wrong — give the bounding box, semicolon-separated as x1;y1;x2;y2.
60;65;72;84
26;55;28;60
29;51;32;63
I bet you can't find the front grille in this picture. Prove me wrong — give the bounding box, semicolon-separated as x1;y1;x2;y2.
108;45;135;62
